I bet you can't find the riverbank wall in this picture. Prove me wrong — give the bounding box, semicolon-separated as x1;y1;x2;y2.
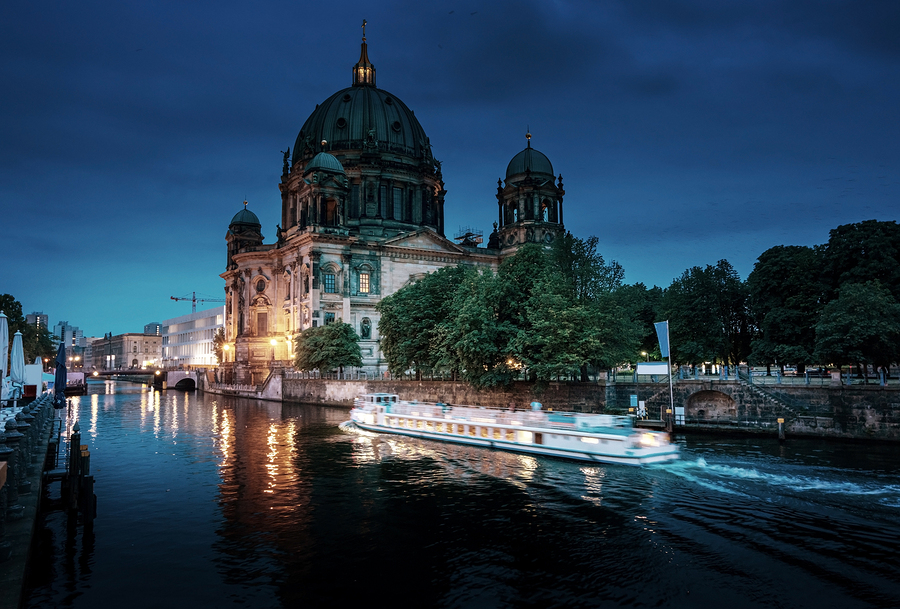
274;377;900;442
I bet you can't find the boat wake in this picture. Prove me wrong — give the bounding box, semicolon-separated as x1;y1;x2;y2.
658;457;900;505
338;420;377;437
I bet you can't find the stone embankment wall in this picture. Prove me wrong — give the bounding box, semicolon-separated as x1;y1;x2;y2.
283;379;608;412
283;377;900;441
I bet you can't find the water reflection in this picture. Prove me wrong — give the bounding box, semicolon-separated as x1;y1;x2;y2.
22;385;900;609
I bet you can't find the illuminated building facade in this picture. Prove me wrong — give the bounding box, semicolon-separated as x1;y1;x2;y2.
162;306;225;369
221;30;566;385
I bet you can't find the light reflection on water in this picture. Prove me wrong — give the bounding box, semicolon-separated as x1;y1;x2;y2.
23;383;900;609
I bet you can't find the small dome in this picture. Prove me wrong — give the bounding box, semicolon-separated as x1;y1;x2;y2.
304;152;345;175
506;146;554;180
230;206;260;226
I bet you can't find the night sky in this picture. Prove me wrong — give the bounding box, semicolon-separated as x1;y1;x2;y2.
2;1;898;337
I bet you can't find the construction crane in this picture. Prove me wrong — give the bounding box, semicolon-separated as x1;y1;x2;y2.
170;292;225;313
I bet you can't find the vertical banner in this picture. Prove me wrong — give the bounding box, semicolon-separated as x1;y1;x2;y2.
654;321;670;358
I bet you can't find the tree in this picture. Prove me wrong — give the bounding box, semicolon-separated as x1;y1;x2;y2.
0;293;57;364
213;328;226;364
293;321;362;373
616;282;664;360
377;265;471;377
661;260;751;365
814;281;900;376
820;220;900;302
747;245;822;373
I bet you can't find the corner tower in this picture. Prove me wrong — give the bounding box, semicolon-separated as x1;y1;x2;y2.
496;132;565;251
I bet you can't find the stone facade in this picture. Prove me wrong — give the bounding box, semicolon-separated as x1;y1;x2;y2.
220;35;566;385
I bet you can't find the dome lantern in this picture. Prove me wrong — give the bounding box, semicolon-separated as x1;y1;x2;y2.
352;19;375;87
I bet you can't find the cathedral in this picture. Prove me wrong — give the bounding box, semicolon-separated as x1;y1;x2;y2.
220;29;567;384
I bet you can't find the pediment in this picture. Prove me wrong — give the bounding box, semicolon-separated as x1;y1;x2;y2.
383;229;466;254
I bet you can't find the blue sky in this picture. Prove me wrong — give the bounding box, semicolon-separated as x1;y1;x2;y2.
2;0;898;337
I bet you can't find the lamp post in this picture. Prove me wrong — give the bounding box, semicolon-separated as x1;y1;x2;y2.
222;343;230;363
641;351;649;362
270;338;278;364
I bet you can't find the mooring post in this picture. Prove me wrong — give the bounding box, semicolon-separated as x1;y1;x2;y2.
777;417;785;442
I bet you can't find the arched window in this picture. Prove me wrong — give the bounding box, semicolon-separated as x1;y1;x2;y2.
325;199;338;226
541;200;551;222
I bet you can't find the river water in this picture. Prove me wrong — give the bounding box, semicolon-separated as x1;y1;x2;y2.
23;383;900;608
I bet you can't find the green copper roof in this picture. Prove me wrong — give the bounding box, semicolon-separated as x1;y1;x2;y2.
506;145;554;180
304;152;345;175
230;206;260;226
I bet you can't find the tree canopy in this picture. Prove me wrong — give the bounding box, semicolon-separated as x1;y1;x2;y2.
377;235;640;388
1;293;57;365
813;281;900;370
747;245;822;372
660;260;751;365
293;321;362;372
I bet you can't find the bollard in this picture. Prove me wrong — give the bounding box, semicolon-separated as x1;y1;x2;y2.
777;417;785;442
14;413;35;476
4;420;29;496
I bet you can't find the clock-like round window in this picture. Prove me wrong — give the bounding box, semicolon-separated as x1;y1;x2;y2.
256;279;266;293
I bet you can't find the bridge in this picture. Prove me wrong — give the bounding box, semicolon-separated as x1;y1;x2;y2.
88;370;199;390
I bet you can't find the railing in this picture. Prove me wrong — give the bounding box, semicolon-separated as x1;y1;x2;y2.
209;383;258;392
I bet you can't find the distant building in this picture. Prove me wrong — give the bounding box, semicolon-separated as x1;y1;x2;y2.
53;321;85;348
144;322;162;336
26;311;49;329
162;307;225;369
89;333;162;370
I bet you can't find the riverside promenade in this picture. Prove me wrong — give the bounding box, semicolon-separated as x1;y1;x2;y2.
0;393;92;609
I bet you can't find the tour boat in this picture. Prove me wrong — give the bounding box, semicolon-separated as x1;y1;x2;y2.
348;393;679;466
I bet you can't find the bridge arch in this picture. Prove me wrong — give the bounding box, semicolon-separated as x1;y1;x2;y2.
173;378;196;391
686;390;736;420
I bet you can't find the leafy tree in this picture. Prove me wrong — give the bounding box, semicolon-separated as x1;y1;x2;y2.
814;281;900;375
213;328;226;364
747;245;822;373
377;265;471;377
820;220;900;301
293;320;362;373
616;283;664;360
0;293;57;364
661;260;751;365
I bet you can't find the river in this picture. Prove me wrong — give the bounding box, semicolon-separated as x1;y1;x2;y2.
23;382;900;608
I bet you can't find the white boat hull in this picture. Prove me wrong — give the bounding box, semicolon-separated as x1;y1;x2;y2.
351;420;678;465
349;394;679;466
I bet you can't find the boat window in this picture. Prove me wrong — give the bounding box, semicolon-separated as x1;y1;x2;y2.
457;425;465;435
417;420;424;429
516;430;533;443
535;433;543;445
480;427;488;438
400;418;406;427
425;421;434;431
436;422;443;432
468;426;476;437
493;428;501;440
506;429;514;441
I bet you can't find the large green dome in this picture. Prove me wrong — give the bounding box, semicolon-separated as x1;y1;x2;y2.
292;85;429;166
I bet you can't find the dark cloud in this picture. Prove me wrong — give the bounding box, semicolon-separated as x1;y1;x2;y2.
1;0;898;334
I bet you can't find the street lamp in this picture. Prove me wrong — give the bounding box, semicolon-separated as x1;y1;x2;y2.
270;338;278;363
641;351;649;361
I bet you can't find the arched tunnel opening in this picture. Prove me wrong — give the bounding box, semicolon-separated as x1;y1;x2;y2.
174;378;196;391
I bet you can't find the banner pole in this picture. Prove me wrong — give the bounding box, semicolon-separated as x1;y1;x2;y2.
666;320;674;433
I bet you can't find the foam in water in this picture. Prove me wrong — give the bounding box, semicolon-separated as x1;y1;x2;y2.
660;456;900;503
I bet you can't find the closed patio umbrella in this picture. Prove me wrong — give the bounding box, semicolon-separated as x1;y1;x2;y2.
0;311;7;403
10;330;25;400
54;341;67;408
